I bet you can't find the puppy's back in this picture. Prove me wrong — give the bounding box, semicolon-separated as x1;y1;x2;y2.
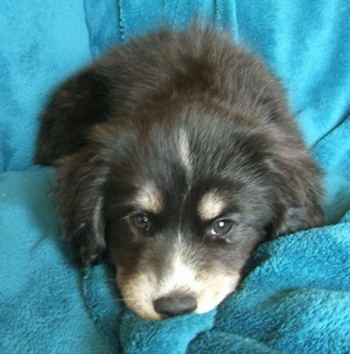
36;25;295;164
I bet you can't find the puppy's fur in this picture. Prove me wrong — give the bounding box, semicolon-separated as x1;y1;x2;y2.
36;26;323;320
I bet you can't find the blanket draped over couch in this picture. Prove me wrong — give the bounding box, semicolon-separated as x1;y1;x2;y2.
0;1;349;353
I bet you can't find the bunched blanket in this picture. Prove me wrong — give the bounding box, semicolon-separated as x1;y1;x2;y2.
1;1;349;353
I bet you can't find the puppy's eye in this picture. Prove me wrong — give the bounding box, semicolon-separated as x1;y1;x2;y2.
131;213;151;230
211;219;233;237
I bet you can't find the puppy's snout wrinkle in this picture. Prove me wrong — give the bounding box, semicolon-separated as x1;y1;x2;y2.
153;293;197;317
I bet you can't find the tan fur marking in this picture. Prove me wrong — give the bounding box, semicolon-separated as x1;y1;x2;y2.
195;270;240;314
134;183;163;214
197;191;226;221
117;268;162;320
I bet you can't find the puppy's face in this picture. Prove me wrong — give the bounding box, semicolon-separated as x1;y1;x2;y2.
57;99;322;320
98;102;276;319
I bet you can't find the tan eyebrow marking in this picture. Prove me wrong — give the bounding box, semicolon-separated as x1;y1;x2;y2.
197;191;226;221
134;182;163;214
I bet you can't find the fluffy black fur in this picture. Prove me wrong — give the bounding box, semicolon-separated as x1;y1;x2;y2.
36;26;323;319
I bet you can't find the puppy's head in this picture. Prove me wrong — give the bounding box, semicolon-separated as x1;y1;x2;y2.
56;100;323;319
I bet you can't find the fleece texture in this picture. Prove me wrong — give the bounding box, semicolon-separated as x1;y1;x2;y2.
1;0;349;353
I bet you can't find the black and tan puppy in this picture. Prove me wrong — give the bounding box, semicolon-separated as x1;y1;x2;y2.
36;25;323;320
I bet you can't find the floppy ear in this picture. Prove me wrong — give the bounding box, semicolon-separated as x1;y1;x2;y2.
55;148;109;266
267;146;324;237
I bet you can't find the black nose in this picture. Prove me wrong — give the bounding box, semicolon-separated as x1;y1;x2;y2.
153;294;197;317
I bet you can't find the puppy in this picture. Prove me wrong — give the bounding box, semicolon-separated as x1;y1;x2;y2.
36;25;323;320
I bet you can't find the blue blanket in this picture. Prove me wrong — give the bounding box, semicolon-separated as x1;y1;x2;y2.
1;1;349;353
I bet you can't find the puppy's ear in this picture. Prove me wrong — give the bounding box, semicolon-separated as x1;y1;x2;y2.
267;145;324;237
55;148;109;266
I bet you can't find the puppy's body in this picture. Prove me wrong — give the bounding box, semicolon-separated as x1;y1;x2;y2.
36;26;323;320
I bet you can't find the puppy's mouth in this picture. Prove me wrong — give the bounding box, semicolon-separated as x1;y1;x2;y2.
116;266;240;320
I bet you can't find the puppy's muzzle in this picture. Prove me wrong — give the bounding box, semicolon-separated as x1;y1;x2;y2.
153;291;197;317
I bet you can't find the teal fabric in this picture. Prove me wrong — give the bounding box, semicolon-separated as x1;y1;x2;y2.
0;0;92;172
1;1;349;353
0;167;112;352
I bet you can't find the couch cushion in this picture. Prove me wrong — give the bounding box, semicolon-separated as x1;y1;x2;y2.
0;0;92;171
